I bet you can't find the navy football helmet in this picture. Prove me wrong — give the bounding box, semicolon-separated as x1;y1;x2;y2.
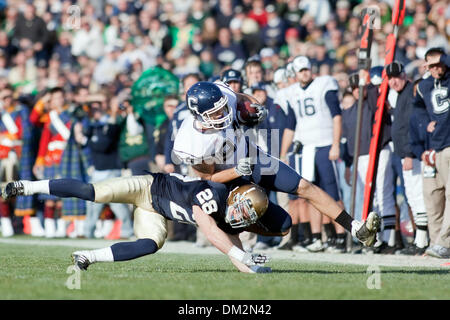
186;81;233;129
221;69;243;85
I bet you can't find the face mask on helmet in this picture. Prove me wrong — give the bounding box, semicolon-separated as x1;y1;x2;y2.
198;94;233;129
225;184;268;228
187;81;234;129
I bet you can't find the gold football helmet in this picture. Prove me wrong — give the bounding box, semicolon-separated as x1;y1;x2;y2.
225;184;269;228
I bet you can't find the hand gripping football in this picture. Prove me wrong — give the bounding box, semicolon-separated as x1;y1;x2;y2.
236;94;265;126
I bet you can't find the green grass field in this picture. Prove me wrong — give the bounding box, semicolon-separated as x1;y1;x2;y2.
0;240;449;300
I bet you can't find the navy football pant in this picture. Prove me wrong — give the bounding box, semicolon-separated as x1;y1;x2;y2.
288;145;340;201
230;144;301;234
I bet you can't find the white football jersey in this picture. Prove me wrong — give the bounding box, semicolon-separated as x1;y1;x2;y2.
284;75;339;147
173;82;248;171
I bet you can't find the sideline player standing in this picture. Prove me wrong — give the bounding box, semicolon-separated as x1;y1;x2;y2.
279;56;347;253
172;80;380;248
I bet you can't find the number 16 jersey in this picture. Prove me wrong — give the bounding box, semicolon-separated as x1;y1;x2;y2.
284;75;339;147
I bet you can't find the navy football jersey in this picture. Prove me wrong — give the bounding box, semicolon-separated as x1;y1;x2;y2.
149;173;241;234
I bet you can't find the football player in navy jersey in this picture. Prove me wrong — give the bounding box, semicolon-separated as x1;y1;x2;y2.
2;174;272;273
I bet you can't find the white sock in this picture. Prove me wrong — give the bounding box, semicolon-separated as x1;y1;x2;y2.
383;229;396;246
375;232;383;246
415;229;428;248
350;220;361;237
90;247;114;263
1;217;14;237
22;180;50;196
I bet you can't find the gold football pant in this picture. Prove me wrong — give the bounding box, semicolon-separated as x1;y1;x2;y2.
93;175;168;248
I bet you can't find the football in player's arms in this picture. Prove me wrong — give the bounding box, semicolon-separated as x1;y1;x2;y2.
235;92;266;126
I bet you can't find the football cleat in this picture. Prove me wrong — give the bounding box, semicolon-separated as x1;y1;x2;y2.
373;242;397;255
72;251;92;271
326;237;347;253
2;181;25;200
306;238;325;252
292;239;312;253
352;212;381;247
398;244;427;256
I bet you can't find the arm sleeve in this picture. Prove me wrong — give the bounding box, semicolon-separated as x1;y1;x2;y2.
35;124;51;165
324;90;342;117
285;103;296;130
29;100;46;127
412;82;427;110
274;104;288;129
409;110;427;159
164;120;175;165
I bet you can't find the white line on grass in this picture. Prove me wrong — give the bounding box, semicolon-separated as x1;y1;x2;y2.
0;237;447;268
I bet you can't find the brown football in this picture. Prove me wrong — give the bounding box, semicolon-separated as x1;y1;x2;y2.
236;94;259;124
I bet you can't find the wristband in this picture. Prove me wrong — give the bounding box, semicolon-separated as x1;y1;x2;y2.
227;245;246;262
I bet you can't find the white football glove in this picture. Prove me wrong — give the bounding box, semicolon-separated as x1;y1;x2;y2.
235;157;253;176
242;252;270;266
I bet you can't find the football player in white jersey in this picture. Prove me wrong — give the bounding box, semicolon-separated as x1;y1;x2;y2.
279;56;347;253
172;80;381;249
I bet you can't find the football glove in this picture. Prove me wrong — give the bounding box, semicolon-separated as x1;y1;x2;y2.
242;252;270;266
235;157;253;176
246;104;267;126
